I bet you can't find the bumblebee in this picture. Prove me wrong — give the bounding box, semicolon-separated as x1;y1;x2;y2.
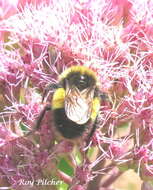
32;66;101;144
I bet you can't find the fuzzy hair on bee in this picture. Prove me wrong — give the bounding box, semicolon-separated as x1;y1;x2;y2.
52;66;101;140
28;66;102;145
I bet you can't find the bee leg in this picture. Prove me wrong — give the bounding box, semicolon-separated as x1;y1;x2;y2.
25;104;51;136
80;122;99;160
85;119;99;150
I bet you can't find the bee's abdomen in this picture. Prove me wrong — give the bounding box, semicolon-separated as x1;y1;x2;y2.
53;108;87;139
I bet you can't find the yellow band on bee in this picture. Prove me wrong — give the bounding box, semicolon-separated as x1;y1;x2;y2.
52;88;65;109
52;88;100;121
91;97;100;121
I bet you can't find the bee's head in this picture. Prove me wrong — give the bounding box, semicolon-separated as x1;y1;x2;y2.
59;66;98;91
63;72;96;91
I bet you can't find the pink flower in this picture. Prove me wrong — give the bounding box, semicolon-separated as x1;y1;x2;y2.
1;0;153;189
0;0;18;19
108;0;133;25
72;185;85;190
75;163;91;184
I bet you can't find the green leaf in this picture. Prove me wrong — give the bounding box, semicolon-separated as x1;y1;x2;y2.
58;182;69;190
117;122;130;129
58;158;74;176
20;122;29;132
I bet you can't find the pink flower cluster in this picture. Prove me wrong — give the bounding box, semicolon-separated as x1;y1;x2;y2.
0;0;153;189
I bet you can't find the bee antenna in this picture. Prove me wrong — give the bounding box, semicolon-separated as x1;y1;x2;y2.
42;83;60;103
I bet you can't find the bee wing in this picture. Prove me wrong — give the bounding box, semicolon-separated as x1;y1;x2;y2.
80;86;95;100
65;87;94;125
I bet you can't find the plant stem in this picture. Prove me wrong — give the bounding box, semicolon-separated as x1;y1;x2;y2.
101;170;123;188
